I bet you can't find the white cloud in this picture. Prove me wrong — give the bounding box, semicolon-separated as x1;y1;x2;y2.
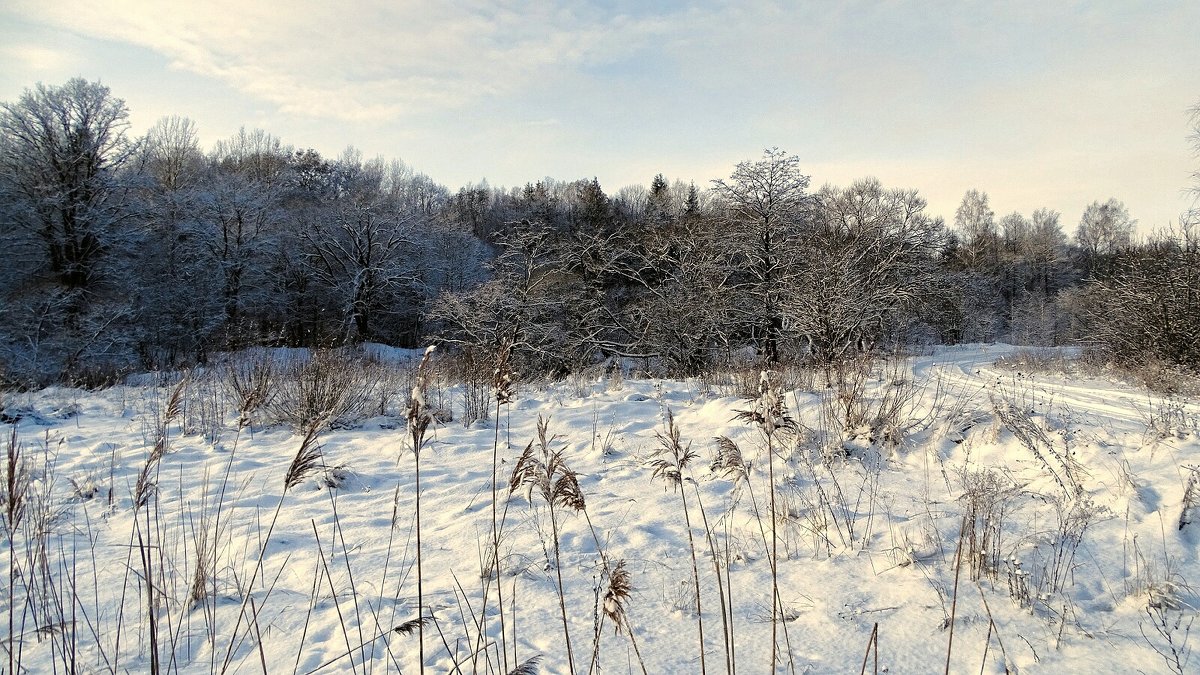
1;43;74;72
10;0;676;122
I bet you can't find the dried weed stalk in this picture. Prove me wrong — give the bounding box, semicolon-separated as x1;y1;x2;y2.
510;415;585;675
650;409;707;674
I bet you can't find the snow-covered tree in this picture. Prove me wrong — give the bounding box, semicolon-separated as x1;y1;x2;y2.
953;189;999;273
0;79;140;382
430;219;598;373
1084;224;1200;369
0;78;136;291
710;148;810;363
795;178;945;361
130;116;224;364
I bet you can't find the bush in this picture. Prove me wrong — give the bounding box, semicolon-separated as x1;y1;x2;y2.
268;349;379;429
1083;224;1200;372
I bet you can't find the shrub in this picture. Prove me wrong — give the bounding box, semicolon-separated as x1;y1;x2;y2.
269;349;378;429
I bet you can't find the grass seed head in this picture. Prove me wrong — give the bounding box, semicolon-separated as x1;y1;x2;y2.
734;369;796;434
509;442;549;502
393;615;432;637
550;463;586;512
603;559;634;633
494;341;517;405
284;422;324;491
652;408;698;489
507;655;542;675
711;435;749;481
407;347;437;454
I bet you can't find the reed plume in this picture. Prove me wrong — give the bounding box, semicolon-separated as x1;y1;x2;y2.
510;416;584;675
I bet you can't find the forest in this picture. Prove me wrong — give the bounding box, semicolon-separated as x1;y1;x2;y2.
1;78;1196;389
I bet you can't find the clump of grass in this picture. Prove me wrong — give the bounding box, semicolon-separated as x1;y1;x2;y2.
270;349;377;430
1044;495;1102;596
957;468;1018;582
820;355;919;457
223;349;277;428
991;391;1082;498
181;367;227;444
451;346;493;426
1140;395;1194;443
1133;550;1197;675
994;348;1073;375
1081;354;1200;397
185;504;212;612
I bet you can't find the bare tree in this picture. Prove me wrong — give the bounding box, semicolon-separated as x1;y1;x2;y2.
711;148;810;363
953;189;999;273
794;178;945;362
212;127;290;186
1075;198;1136;277
141;116;205;191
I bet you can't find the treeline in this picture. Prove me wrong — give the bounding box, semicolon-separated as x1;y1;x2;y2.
0;78;1196;386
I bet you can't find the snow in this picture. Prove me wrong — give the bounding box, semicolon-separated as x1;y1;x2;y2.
2;345;1199;673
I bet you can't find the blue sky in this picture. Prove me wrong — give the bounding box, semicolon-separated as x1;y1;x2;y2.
2;0;1197;230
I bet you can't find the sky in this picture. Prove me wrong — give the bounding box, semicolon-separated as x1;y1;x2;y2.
2;0;1198;230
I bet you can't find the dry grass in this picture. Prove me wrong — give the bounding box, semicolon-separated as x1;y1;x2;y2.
223;349;277;428
819;355;922;457
990;391;1083;498
269;349;379;430
957;468;1018;581
993;348;1075;375
3;425;28;534
999;348;1200;398
509;416;586;674
5;343;1195;673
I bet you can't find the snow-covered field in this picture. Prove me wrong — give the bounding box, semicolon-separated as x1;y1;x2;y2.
3;345;1199;674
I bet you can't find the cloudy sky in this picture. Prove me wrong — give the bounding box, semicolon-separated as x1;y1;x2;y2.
2;1;1197;229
